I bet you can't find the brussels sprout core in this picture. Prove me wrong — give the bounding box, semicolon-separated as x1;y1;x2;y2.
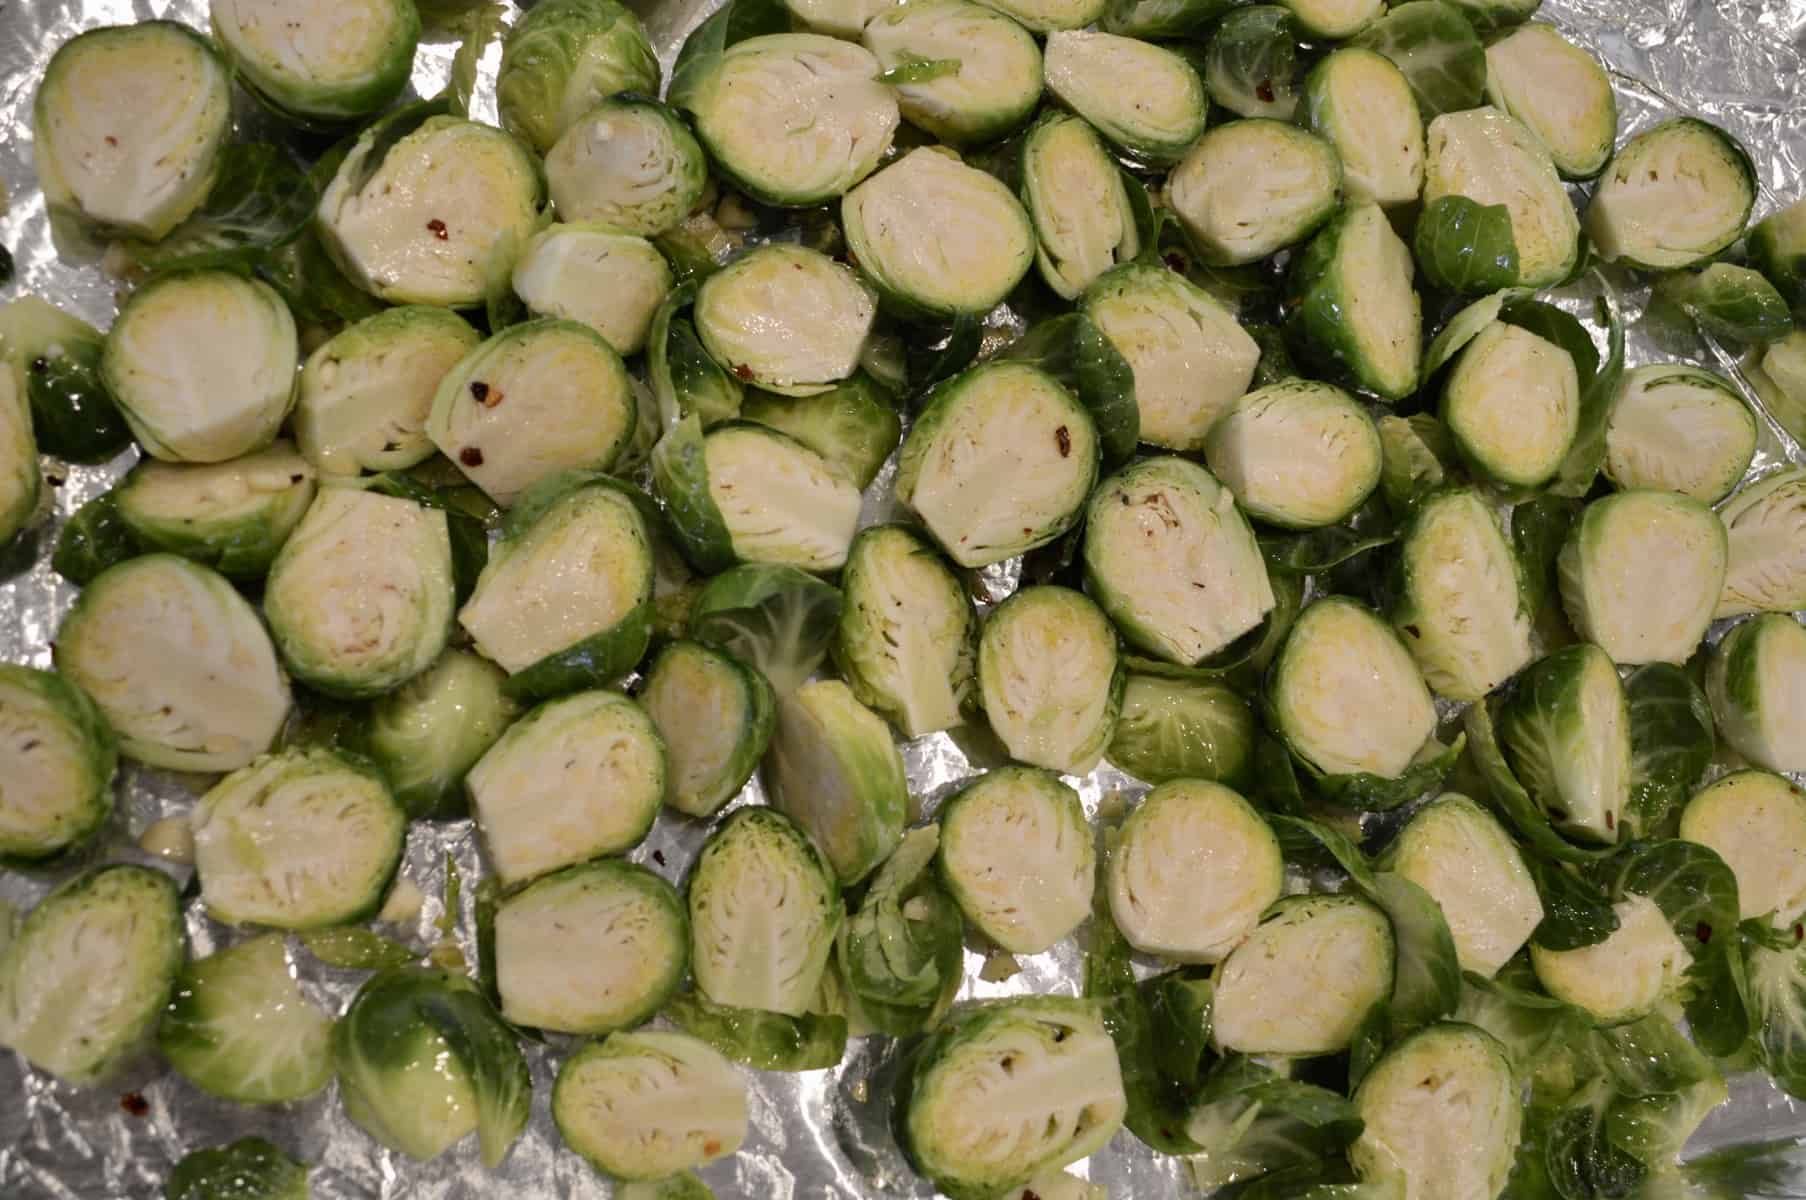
1557;490;1726;666
1042;32;1209;166
1022;116;1141;300
1212;896;1396;1055
1715;467;1806;619
0;666;115;861
1441;321;1580;489
1530;895;1692;1024
1205;380;1383;530
1586;118;1757;270
1483;22;1617;178
1168;120;1342;266
1707;615;1806;775
978;586;1122;776
862;1;1043;147
210;0;420;124
553;1032;749;1180
1385;796;1543;977
938;767;1095;954
1681;771;1806;925
546;98;710;238
1604;365;1758;503
512;224;674;357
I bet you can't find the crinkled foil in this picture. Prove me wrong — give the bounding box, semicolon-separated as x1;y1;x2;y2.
4;1;1806;1197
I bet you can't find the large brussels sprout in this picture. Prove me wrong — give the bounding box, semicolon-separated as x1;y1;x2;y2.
1751;197;1806;312
639;640;773;819
1083;264;1258;451
1302;48;1425;208
694;246;876;397
1020;115;1140;300
1203;5;1304;120
740;374;901;491
1168;120;1342;267
841;824;966;1034
1107;673;1255;786
1205;380;1383;529
897;362;1099;568
1558;490;1726;666
159;933;332;1103
1603;365;1757;503
317;113;544;307
1708;615;1806;775
937;768;1093;954
0;369;35;549
34;23;231;241
165;1139;309;1200
209;0;419;125
1212;895;1396;1055
688;807;842;1016
1424;107;1580;288
55;555;291;773
545;98;710;238
0;865;183;1086
1483;22;1616;178
901;998;1126;1200
1586;119;1757;271
863;1;1042;146
553;1031;748;1180
0;665;114;861
1499;643;1630;844
1441;319;1580;490
102;270;297;464
979;586;1122;776
1383;795;1542;977
1042;32;1208;166
497;0;660;155
512;224;673;357
114;442;315;580
0;296;129;465
367;649;519;820
1287;203;1423;401
1681;771;1806;925
766;679;909;885
1531;895;1692;1024
1715;467;1806;618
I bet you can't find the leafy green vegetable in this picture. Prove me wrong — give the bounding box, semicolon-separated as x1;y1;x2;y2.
1414;197;1521;295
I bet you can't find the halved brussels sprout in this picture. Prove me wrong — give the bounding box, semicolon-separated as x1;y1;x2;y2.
553;1031;748;1180
1441;319;1580;489
979;586;1122;776
512;224;674;358
159;933;332;1103
1585;118;1757;270
1168;120;1342;267
0;369;35;549
1715;467;1806;618
688;807;842;1016
1531;895;1691;1024
114;441;315;580
0;865;183;1085
0;666;114;861
209;0;419;124
166;1139;309;1200
1604;365;1757;503
1082;264;1258;451
1042;32;1208;166
1751;197;1806;312
639;641;772;819
0;296;128;465
1681;770;1806;924
1708;615;1806;775
740;374;901;491
766;679;909;885
972;0;1105;32
901;998;1126;1200
469;690;665;887
1020;115;1140;300
1499;643;1630;844
937;767;1094;954
1752;330;1806;444
34;23;231;241
1656;263;1794;344
1205;380;1383;529
55;555;291;773
297;308;481;478
835;525;976;738
1350;1024;1521;1199
897;361;1099;568
1109;780;1282;963
1287;203;1423;401
1302;48;1425;208
1483;22;1615;179
367;649;519;819
497;0;660;155
1383;795;1543;977
1424;107;1580;288
665;422;863;572
1108;673;1255;786
546;98;709;238
317;113;545;307
1203;5;1304;120
1212;895;1396;1055
495;860;688;1034
102;270;297;464
694;246;876;397
863;0;1042;146
1558;490;1726;665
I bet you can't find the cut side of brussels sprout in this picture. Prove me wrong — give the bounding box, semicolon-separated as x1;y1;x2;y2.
210;0;419;124
0;665;115;861
1752;330;1806;445
1424;107;1580;287
1441;320;1580;489
1708;615;1806;776
897;361;1099;568
1168;120;1343;267
696;245;876;398
639;641;773;819
1483;22;1616;179
701;424;863;572
1715;467;1806;618
1283;0;1383;36
1288;203;1423;401
740;374;901;492
1350;1024;1521;1199
766;679;909;885
978;586;1122;776
1108;673;1255;786
1042;32;1208;166
1020;115;1140;300
0;369;38;548
1212;895;1396;1055
546;98;709;238
972;0;1104;33
1383;795;1543;977
787;0;892;37
1205;380;1383;530
1302;48;1425;208
102;270;298;464
511;224;672;358
166;1139;309;1200
1681;770;1806;924
863;0;1043;146
1531;895;1691;1024
938;767;1094;954
159;933;332;1103
55;555;291;773
1499;643;1630;844
1751;197;1806;313
367;649;519;820
34;23;231;241
1604;365;1758;503
1586;118;1757;271
553;1031;748;1180
1558;490;1726;665
496;0;660;155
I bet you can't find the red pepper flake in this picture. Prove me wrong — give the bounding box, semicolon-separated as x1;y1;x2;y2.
120;1092;149;1117
469;381;489;403
1696;922;1712;944
652;849;667;866
104;135;118;147
1256;80;1275;103
459;446;485;467
1604;811;1615;830
733;364;755;381
1795;922;1803;944
426;219;449;240
1055;425;1071;457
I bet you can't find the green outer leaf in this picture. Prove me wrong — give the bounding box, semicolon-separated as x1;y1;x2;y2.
840;828;964;1014
668;0;792;110
1748;935;1806;1099
1351;0;1486;119
165;1137;309;1200
1462;699;1617;865
1145;971;1214;1090
909;316;984;394
1421;288;1532;379
1600;839;1741;956
23;335;131;464
1622;665;1715;841
299;927;418;970
1510;495;1581;624
992;314;1139;465
1655;264;1794;344
1414;196;1521;295
124;144;319;276
1260;497;1399;575
1293;734;1465;812
501;601;654;702
1527;857;1620;952
1541;283;1624;499
52;491;141;585
664;992;848;1071
651;413;737;574
1183;1056;1365;1187
687;562;844;696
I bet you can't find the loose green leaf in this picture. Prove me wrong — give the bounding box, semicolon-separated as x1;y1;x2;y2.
122;144;319;275
299;927;418;970
1415;196;1521;295
664;992;849;1071
52;491;140;585
1622;665;1716;841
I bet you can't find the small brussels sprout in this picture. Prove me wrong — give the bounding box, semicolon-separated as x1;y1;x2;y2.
469;690;665;887
553;1031;748;1180
1391;489;1534;702
1203;6;1304;120
1585;118;1758;271
972;0;1105;32
55;555;291;773
1042;32;1208;167
639;641;773;818
335;968;531;1166
34;23;231;241
841;825;966;1033
740;374;901;491
512;224;674;357
1717;467;1806;618
1083;264;1258;451
367;650;519;819
546;98;710;238
0;369;35;549
1287;203;1424;401
1656;264;1795;344
0;665;116;861
937;767;1094;954
1557;490;1726;665
1212;895;1396;1055
1205;380;1383;529
165;1138;308;1200
114;442;316;580
1603;365;1758;503
1483;22;1616;179
1681;770;1806;925
767;679;909;884
1302;48;1426;208
1350;1024;1521;1198
495;860;687;1034
209;0;419;125
1751;197;1806;312
694;246;876;397
897;362;1100;568
979;586;1123;776
1108;673;1255;786
688;807;842;1015
0;865;183;1085
0;296;128;465
1707;615;1806;775
863;1;1043;146
1531;895;1692;1024
901;998;1126;1200
1424;107;1581;288
103;270;297;464
1498;643;1630;844
1020;115;1140;300
496;0;660;155
159;933;332;1103
1383;795;1543;977
1168;120;1342;267
317;113;545;307
1441;319;1580;490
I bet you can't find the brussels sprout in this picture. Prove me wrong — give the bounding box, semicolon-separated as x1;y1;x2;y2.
671;990;851;1071
972;0;1105;32
1212;895;1396;1055
366;649;518;820
1424;107;1580;288
1499;643;1630;844
639;641;773;819
1586;119;1758;271
1082;264;1258;451
1019;116;1140;301
1531;895;1691;1024
785;0;893;37
55;555;292;773
1709;613;1806;777
1350;1024;1522;1198
335;968;531;1166
103;270;297;464
1205;381;1383;530
1383;796;1543;977
1302;49;1425;209
1717;467;1806;618
1286;0;1383;37
1351;1;1486;118
496;0;660;155
317;112;545;307
0;369;35;549
1443;0;1539;32
1107;673;1255;787
841;825;966;1034
1202;6;1303;120
34;23;231;241
1558;490;1726;666
1441;319;1580;489
159;933;332;1103
863;1;1042;146
512;224;674;358
979;586;1123;776
545;98;709;239
1656;264;1795;344
495;860;687;1034
693;246;876;398
1042;32;1208;167
688;807;842;1015
1603;365;1758;503
901;998;1126;1200
1167;120;1342;267
897;362;1100;568
1751;197;1806;312
469;690;664;887
112;442;314;581
165;1138;308;1200
210;0;419;125
0;665;116;861
1751;330;1806;444
0;865;183;1085
0;296;129;464
1680;771;1806;925
1482;22;1616;180
688;562;844;695
1289;205;1424;402
553;1031;748;1180
936;768;1093;954
740;374;901;491
766;679;909;884
1179;1058;1365;1187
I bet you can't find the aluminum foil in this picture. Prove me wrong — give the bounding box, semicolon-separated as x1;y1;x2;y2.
3;0;1806;1196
